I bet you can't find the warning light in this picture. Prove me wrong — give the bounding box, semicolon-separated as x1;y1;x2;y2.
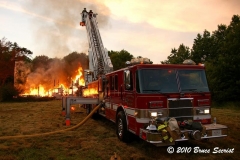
183;59;196;65
130;57;151;65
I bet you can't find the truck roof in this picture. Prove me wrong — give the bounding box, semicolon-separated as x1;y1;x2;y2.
106;64;205;75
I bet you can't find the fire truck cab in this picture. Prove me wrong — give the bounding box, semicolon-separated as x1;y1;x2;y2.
90;58;228;146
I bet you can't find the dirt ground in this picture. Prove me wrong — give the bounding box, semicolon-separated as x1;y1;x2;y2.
0;100;239;160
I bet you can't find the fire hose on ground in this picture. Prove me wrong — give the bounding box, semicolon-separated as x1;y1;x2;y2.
0;102;102;140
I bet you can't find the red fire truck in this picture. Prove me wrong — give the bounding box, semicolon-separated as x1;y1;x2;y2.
62;9;227;146
88;58;227;146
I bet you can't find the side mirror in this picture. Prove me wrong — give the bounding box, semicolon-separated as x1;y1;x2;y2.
124;70;131;90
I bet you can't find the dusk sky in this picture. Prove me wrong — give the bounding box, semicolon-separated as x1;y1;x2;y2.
1;0;240;64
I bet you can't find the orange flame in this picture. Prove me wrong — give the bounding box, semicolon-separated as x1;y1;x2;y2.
83;88;98;96
73;67;85;86
82;80;98;97
71;106;75;111
22;67;85;97
22;84;52;97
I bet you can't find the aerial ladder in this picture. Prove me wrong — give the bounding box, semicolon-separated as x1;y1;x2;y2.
62;8;112;125
80;8;113;85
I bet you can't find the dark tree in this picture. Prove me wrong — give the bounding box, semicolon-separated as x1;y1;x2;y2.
0;38;32;101
161;44;191;64
205;15;240;101
0;38;32;86
32;55;51;72
108;49;133;70
191;30;214;63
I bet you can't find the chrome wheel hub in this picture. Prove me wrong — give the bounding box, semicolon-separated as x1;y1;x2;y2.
118;119;123;137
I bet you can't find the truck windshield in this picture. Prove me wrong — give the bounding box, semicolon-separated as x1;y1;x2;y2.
137;69;179;93
136;69;210;94
178;70;209;92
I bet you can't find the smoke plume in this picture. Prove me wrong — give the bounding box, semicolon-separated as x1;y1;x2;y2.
22;0;111;57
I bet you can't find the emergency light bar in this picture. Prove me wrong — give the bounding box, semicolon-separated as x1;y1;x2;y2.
183;59;196;65
130;57;151;65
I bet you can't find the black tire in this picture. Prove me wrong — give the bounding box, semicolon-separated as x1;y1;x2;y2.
116;111;130;142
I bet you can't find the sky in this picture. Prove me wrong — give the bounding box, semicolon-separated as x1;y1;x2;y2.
1;0;240;64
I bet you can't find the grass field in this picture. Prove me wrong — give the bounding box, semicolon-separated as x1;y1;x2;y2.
0;100;239;160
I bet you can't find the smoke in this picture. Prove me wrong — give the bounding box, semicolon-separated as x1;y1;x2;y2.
25;58;65;91
22;0;111;57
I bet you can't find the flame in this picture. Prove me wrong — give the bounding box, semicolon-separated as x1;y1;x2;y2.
71;106;75;111
21;84;52;97
82;80;98;96
73;67;85;86
21;67;85;97
83;88;98;96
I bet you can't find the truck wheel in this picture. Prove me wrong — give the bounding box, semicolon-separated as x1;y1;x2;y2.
116;111;130;142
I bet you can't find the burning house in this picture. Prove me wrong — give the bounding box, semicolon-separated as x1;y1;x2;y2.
14;53;88;99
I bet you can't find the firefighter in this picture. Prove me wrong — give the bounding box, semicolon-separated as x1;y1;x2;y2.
89;10;93;18
157;120;173;143
81;8;88;22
